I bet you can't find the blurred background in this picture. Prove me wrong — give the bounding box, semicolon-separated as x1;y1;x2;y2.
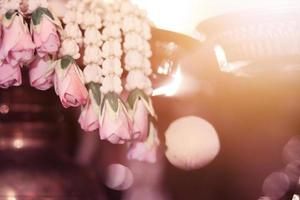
1;0;300;200
133;0;300;36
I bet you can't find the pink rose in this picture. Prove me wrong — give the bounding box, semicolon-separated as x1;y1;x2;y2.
0;62;22;88
54;56;88;108
0;12;35;65
99;95;132;144
33;12;60;57
127;89;156;141
29;56;54;90
78;100;99;132
127;122;159;163
132;98;149;140
0;24;2;46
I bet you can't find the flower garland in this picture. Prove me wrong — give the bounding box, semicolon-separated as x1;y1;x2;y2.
53;0;88;108
118;0;159;163
78;0;103;132
99;4;132;144
0;0;159;163
0;0;61;89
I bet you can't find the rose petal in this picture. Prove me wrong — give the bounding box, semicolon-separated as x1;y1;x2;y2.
54;62;88;108
29;57;54;90
132;99;149;141
33;16;60;57
0;62;22;88
78;100;99;132
0;14;35;64
99;100;132;144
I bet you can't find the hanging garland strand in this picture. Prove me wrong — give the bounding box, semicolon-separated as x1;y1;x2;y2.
54;0;88;108
119;0;159;163
99;3;132;144
79;0;103;132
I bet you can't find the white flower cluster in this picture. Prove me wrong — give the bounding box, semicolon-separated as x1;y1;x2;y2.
83;64;102;84
0;0;21;15
81;2;103;84
120;1;153;95
100;5;123;94
27;0;48;13
60;0;83;59
61;0;154;96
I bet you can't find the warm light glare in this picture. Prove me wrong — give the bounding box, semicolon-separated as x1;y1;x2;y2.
133;0;300;35
13;139;24;149
152;66;182;97
214;45;250;76
214;45;229;72
6;190;16;200
157;62;171;75
132;0;200;35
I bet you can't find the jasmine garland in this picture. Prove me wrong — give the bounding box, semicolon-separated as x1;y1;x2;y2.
0;0;159;163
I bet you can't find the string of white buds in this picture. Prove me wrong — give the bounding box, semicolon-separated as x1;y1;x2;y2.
119;0;153;95
59;0;83;59
100;4;124;95
81;1;103;85
0;0;21;15
0;0;50;16
26;0;48;13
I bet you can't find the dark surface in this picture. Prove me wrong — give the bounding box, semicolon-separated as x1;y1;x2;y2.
0;74;105;200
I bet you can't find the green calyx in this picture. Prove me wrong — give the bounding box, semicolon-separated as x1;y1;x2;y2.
87;82;101;106
127;89;149;109
32;7;54;25
101;92;121;113
60;55;74;69
4;10;17;20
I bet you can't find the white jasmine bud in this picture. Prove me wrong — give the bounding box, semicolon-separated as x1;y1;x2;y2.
60;39;80;59
63;23;82;42
84;27;102;46
63;11;77;24
83;46;103;65
122;16;142;33
83;64;102;83
102;58;122;76
124;32;143;51
102;25;121;40
102;40;122;58
124;51;143;70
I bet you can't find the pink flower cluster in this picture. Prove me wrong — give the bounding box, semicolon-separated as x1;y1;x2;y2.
0;9;88;111
78;88;159;163
0;9;60;89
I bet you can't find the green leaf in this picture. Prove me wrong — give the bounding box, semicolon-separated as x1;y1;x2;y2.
127;89;149;109
32;8;43;25
40;7;54;20
32;7;54;25
87;82;101;105
102;92;119;113
61;55;74;69
5;10;16;20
